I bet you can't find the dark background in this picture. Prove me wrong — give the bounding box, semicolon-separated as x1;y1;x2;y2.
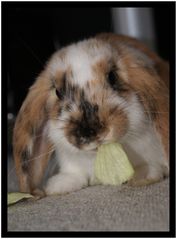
3;5;175;236
5;4;174;115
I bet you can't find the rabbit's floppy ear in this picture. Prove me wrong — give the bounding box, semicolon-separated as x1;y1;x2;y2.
129;66;169;160
13;71;54;194
97;33;169;160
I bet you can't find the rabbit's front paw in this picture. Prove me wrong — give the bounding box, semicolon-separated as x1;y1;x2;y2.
45;173;88;195
128;163;169;186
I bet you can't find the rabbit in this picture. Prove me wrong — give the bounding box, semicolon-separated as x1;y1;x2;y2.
13;33;169;197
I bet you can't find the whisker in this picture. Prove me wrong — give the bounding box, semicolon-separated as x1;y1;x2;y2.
49;118;69;123
123;127;165;153
134;90;169;98
8;146;56;178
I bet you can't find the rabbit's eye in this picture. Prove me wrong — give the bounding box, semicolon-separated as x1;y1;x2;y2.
108;71;117;89
55;74;66;100
55;89;64;100
107;71;127;92
107;71;120;91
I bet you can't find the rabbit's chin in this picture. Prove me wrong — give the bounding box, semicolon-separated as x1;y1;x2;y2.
68;138;99;152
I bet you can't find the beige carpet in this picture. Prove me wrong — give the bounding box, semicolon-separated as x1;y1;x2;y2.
8;175;169;231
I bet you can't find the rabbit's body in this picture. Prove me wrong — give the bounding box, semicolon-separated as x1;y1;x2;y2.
13;33;169;196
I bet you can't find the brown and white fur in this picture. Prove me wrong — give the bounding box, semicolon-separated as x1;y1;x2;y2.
13;33;169;196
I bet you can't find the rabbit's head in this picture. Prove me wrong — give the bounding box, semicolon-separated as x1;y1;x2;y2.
45;37;168;152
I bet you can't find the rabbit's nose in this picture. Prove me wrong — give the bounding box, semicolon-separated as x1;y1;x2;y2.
75;126;97;142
